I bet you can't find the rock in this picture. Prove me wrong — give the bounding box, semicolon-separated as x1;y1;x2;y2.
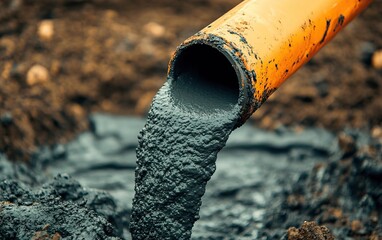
372;50;382;69
287;221;334;240
371;126;382;141
38;20;54;41
351;220;363;233
67;104;85;119
143;22;165;38
26;65;50;85
0;174;123;240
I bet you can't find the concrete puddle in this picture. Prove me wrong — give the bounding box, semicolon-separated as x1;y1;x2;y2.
0;114;343;239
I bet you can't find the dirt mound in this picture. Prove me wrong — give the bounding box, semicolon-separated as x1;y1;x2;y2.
261;131;382;239
0;174;124;239
0;0;239;160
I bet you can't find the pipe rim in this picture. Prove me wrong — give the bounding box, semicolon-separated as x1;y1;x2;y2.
168;35;253;125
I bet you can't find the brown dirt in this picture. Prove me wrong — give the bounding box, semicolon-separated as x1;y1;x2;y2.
0;0;381;160
287;221;335;240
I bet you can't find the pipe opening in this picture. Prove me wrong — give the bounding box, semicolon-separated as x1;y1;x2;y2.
169;44;240;113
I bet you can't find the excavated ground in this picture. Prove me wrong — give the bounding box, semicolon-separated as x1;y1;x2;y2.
0;0;381;239
0;0;381;159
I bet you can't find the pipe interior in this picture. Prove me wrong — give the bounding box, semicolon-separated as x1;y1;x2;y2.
169;44;240;113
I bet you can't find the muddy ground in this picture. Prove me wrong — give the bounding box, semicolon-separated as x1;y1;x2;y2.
0;0;382;239
1;114;381;239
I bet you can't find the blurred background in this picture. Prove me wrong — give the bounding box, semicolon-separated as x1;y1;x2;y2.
0;0;381;159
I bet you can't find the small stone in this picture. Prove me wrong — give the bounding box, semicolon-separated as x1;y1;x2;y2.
68;104;85;118
287;227;300;239
9;0;23;11
287;221;334;240
372;50;382;69
1;61;13;79
143;22;165;38
351;220;363;232
104;10;118;19
26;65;50;85
371;126;382;140
331;208;342;219
38;20;54;41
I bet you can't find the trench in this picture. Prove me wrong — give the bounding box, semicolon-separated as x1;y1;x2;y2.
130;44;245;239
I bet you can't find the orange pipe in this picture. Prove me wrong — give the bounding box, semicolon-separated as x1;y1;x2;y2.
168;0;373;124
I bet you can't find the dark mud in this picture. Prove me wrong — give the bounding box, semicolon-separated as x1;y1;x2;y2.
1;114;381;239
0;174;120;240
0;114;343;239
287;221;334;240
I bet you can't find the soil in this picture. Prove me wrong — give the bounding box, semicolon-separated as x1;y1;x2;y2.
0;0;381;160
0;0;382;240
259;130;382;240
287;222;334;240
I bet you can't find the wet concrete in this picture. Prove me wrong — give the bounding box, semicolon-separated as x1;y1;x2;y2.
130;81;242;239
130;41;249;239
0;114;340;239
